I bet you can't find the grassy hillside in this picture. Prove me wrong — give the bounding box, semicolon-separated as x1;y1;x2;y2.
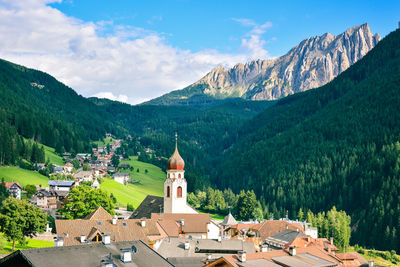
100;156;164;208
43;144;64;166
0;167;49;187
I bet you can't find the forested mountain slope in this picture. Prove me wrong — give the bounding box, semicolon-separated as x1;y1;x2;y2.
216;28;400;251
0;59;122;164
90;97;274;190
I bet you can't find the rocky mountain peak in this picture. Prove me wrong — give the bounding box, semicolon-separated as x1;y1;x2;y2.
148;24;380;105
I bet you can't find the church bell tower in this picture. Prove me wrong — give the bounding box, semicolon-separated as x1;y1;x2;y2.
164;133;188;213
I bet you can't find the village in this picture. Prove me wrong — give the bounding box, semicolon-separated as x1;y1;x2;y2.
0;135;372;267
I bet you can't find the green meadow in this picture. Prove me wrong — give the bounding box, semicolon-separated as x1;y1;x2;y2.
0;167;49;187
100;156;164;208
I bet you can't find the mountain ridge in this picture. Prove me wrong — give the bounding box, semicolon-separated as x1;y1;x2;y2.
148;23;380;105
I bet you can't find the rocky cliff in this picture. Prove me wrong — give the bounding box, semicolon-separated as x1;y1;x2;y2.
149;23;380;104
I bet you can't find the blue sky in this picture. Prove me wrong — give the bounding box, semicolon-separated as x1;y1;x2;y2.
0;0;398;104
51;0;399;57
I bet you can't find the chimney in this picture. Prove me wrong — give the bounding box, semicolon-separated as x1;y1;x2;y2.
54;236;64;247
238;250;246;262
289;246;296;256
141;219;146;228
184;241;190;250
260;244;269;252
120;248;132;263
330;237;334;245
307;236;311;242
80;235;86;243
112;216;117;225
103;232;111;245
368;260;374;267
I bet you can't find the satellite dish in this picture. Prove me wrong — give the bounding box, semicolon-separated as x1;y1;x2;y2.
132;245;138;254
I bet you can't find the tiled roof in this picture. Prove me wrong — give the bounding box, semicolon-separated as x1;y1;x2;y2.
48;180;75;187
85;206;113;220
130;195;164;219
0;240;173;267
222;213;238;226
152;213;210;234
4;182;21;189
250;220;304;240
55;217;161;246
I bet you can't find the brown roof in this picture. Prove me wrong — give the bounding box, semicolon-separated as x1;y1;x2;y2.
85;206;113;220
206;246;342;267
250;220;304;240
284;236;340;252
151;213;210;234
55;218;161;246
336;252;368;266
4;182;22;189
156;217;180;237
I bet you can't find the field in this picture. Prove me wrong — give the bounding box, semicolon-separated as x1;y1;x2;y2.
348;246;400;266
0;167;49;187
0;238;53;255
100;156;164;208
93;137;114;147
43;144;64;166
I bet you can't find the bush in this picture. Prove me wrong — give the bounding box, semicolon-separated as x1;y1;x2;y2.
127;203;135;212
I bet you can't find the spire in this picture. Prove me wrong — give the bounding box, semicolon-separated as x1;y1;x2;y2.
175;132;178;151
167;132;185;170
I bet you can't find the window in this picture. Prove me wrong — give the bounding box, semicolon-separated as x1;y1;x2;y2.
178;173;181;178
177;186;182;198
167;186;170;198
92;233;102;242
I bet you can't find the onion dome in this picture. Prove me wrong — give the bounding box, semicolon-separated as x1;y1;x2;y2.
167;133;185;170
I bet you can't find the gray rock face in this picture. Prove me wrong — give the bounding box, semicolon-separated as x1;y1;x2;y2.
196;23;380;100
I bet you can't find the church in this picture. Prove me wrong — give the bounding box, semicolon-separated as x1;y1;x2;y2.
130;134;197;219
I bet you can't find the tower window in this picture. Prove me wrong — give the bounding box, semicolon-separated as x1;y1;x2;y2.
177;186;182;198
167;186;170;197
178;173;181;178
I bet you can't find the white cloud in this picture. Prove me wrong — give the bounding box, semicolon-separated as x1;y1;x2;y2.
0;1;272;104
233;18;272;59
92;92;129;103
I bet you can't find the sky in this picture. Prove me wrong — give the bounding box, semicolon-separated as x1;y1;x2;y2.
0;0;398;104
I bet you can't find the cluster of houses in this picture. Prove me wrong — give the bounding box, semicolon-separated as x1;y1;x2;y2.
0;138;371;266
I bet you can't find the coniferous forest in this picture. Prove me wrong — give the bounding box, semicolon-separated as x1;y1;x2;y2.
0;28;399;252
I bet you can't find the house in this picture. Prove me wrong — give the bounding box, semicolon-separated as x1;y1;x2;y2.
113;172;130;184
34;190;57;209
63;163;74;173
74;170;93;181
92;179;100;189
53;165;64;174
151;213;220;240
0;240;174;267
4;182;22;199
107;166;116;173
76;153;91;161
48;180;75;191
55;207;166;248
264;229;305;250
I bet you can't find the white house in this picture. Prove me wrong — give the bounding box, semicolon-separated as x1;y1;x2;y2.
113;172;130;184
5;182;22;199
